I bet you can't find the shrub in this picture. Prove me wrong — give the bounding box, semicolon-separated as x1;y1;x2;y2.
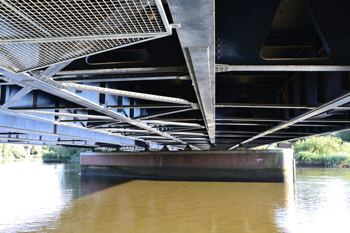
295;151;350;167
293;136;350;167
41;147;90;162
323;155;350;167
42;152;59;160
293;136;348;155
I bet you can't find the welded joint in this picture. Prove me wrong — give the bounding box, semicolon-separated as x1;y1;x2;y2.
36;75;67;89
191;103;199;110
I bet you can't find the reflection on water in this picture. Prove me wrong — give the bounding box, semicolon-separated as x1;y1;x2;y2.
277;168;350;233
0;160;80;232
0;161;350;232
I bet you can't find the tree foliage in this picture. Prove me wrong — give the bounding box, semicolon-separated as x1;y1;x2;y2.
293;135;350;155
334;131;350;142
1;144;28;159
293;136;350;167
41;147;90;162
0;144;90;162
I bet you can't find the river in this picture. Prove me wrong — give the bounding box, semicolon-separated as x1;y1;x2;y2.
0;160;350;233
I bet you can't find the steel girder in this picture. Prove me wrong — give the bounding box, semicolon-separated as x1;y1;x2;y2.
0;64;202;150
1;1;350;150
168;0;216;145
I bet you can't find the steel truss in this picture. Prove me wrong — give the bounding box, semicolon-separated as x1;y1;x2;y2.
0;0;350;151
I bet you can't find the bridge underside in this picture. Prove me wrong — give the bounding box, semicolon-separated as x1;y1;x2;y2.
1;0;350;150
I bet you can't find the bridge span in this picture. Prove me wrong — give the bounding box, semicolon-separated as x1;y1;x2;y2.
0;0;349;152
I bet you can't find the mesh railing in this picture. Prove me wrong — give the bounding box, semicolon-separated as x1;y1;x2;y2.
0;0;171;73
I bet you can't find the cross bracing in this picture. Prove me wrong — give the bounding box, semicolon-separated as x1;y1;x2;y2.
0;0;350;150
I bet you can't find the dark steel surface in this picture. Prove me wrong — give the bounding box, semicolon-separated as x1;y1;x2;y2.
0;0;350;150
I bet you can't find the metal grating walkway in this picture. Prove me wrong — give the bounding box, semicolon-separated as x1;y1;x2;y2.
0;0;171;73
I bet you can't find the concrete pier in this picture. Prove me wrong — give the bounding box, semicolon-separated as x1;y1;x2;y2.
80;149;294;183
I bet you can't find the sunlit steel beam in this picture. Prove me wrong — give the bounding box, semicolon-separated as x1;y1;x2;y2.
0;66;199;149
168;0;216;144
54;66;188;76
229;90;350;149
62;82;196;107
15;110;114;120
54;75;190;83
215;64;350;72
135;108;193;120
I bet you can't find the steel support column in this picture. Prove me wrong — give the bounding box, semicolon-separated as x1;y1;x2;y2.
168;0;216;144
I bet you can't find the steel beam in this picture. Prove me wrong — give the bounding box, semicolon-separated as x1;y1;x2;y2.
217;117;286;122
10;106;87;111
218;122;342;127
54;66;188;76
109;129;150;134
0;67;196;148
216;65;350;72
0;82;12;86
229;90;350;149
169;132;207;136
87;122;120;129
0;133;25;135
149;118;203;122
216;103;316;109
16;110;114;120
60;120;112;123
62;82;196;107
135;108;193;120
216;123;274;126
216;130;313;136
54;75;191;83
0;108;183;150
292;124;344;127
0;111;137;147
9;104;192;111
107;104;191;109
0;136;97;147
217;117;350;123
216;130;313;135
143;120;204;128
168;0;216;144
0;141;94;147
216;134;294;138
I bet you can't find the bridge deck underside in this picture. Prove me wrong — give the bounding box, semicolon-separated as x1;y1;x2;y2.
0;0;350;151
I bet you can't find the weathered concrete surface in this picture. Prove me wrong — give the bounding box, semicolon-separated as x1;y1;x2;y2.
81;149;293;182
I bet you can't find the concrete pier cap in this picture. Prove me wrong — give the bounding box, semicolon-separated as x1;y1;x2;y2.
80;149;294;183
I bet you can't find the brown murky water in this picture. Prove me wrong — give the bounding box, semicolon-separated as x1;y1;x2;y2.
1;160;350;232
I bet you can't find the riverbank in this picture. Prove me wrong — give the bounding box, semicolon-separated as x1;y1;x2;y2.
1;158;42;164
296;163;350;168
42;159;79;164
292;135;350;167
42;152;81;163
294;151;350;168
